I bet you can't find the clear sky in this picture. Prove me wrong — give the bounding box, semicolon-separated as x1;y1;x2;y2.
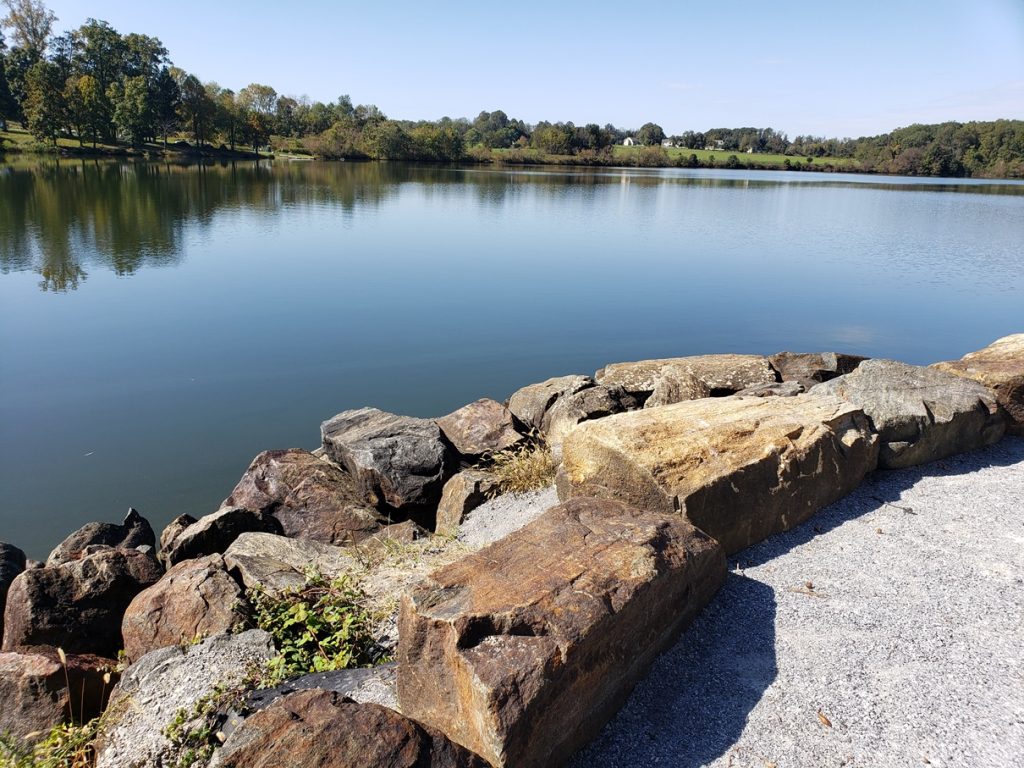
42;0;1024;138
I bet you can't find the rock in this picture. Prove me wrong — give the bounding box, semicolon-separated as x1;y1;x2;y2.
435;470;497;536
437;398;526;461
353;521;430;562
162;506;282;567
158;514;196;567
121;554;250;664
398;497;725;768
506;375;595;432
769;351;867;390
1;542;27;644
557;395;878;555
2;548;163;657
814;359;1006;468
932;334;1024;435
595;353;777;400
644;367;710;407
210;689;487;768
0;648;116;743
47;508;155;567
95;630;276;768
734;380;805;398
221;449;385;545
224;532;355;596
242;663;398;714
321;407;453;510
541;384;639;445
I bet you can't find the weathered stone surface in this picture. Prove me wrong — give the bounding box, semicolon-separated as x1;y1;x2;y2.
162;506;282;567
437;398;526;461
2;548;163;657
769;351;867;389
211;689;487;768
321;407;453;509
242;663;398;714
435;470;497;536
557;395;878;555
933;333;1024;435
541;384;639;445
158;514;196;567
221;449;385;545
814;359;1006;468
1;542;26;644
734;380;805;398
121;554;250;664
398;497;726;768
506;375;595;432
47;508;155;567
95;630;276;768
596;353;777;400
643;366;711;408
224;532;355;595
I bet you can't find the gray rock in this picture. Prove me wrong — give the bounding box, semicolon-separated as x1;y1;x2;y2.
224;532;356;596
644;368;711;408
813;359;1006;468
162;507;282;567
95;630;276;768
769;351;867;390
596;354;777;400
243;662;398;714
47;508;155;567
0;542;26;644
437;398;526;461
507;375;596;432
321;407;453;510
734;380;805;398
542;384;639;445
435;469;497;536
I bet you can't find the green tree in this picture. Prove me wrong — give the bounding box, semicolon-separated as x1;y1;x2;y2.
0;30;16;129
636;122;666;146
152;66;178;146
237;82;276;154
1;0;55;57
360;119;410;159
176;71;213;145
109;74;150;146
73;19;124;141
22;56;63;142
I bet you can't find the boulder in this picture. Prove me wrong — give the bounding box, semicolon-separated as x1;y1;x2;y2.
321;408;453;510
158;514;196;567
0;648;116;743
162;506;282;567
644;367;710;408
47;508;155;567
557;395;878;555
121;554;250;664
221;449;385;545
398;497;725;768
209;689;487;768
437;399;525;461
596;353;777;401
435;470;497;536
506;375;595;432
2;548;163;657
769;351;867;390
224;532;355;596
814;359;1006;468
95;630;276;768
541;384;639;445
1;542;26;644
932;333;1024;435
734;380;805;398
242;663;398;713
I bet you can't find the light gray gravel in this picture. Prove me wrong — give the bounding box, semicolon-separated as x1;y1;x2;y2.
457;484;558;549
570;437;1024;768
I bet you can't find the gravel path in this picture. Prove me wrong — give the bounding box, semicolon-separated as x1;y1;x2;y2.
570;437;1024;768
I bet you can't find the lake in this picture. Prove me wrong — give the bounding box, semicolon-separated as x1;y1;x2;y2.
1;160;1022;558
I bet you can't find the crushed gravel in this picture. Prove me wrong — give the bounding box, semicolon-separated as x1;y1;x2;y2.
570;436;1024;768
457;484;558;549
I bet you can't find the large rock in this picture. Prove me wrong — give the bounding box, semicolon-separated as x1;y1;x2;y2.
437;398;526;461
121;554;250;664
769;351;867;390
596;353;777;401
435;470;497;536
222;449;385;545
814;359;1006;468
0;648;116;743
398;497;725;768
242;663;398;713
95;630;276;768
2;548;163;657
47;508;155;567
210;689;487;768
933;333;1024;435
158;514;196;567
321;407;453;510
541;384;639;445
557;395;878;555
506;375;595;432
224;532;355;596
644;367;710;408
1;542;26;644
162;506;282;567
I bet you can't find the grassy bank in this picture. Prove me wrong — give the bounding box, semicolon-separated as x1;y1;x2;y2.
0;124;264;160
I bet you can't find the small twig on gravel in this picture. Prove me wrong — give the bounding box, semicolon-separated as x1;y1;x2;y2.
871;495;917;514
817;710;834;728
787;580;828;598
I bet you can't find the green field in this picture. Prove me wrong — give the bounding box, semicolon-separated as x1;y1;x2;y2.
614;144;858;168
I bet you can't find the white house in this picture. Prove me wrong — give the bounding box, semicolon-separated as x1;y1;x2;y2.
623;137;635;146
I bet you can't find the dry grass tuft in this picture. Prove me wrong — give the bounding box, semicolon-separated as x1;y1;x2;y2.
488;442;557;495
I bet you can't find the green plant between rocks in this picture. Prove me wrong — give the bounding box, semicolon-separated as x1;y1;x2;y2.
0;719;100;768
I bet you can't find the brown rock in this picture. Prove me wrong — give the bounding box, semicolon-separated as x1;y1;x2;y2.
158;514;196;567
162;506;282;567
506;375;595;432
0;648;116;742
435;470;497;536
734;380;805;398
541;384;639;445
121;554;250;663
557;395;878;555
644;367;711;408
398;497;726;768
1;542;27;644
769;351;867;390
222;449;385;545
2;548;163;657
933;333;1024;435
596;353;777;400
211;689;487;768
47;508;155;567
437;398;526;461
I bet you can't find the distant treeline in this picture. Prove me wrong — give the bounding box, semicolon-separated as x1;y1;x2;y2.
1;1;1021;177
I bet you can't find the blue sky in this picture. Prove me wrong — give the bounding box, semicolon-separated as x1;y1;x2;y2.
43;0;1024;138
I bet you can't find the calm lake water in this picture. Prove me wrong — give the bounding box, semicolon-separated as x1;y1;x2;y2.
2;160;1023;558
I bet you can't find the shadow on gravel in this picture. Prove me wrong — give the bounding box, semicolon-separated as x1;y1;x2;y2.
569;575;777;768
